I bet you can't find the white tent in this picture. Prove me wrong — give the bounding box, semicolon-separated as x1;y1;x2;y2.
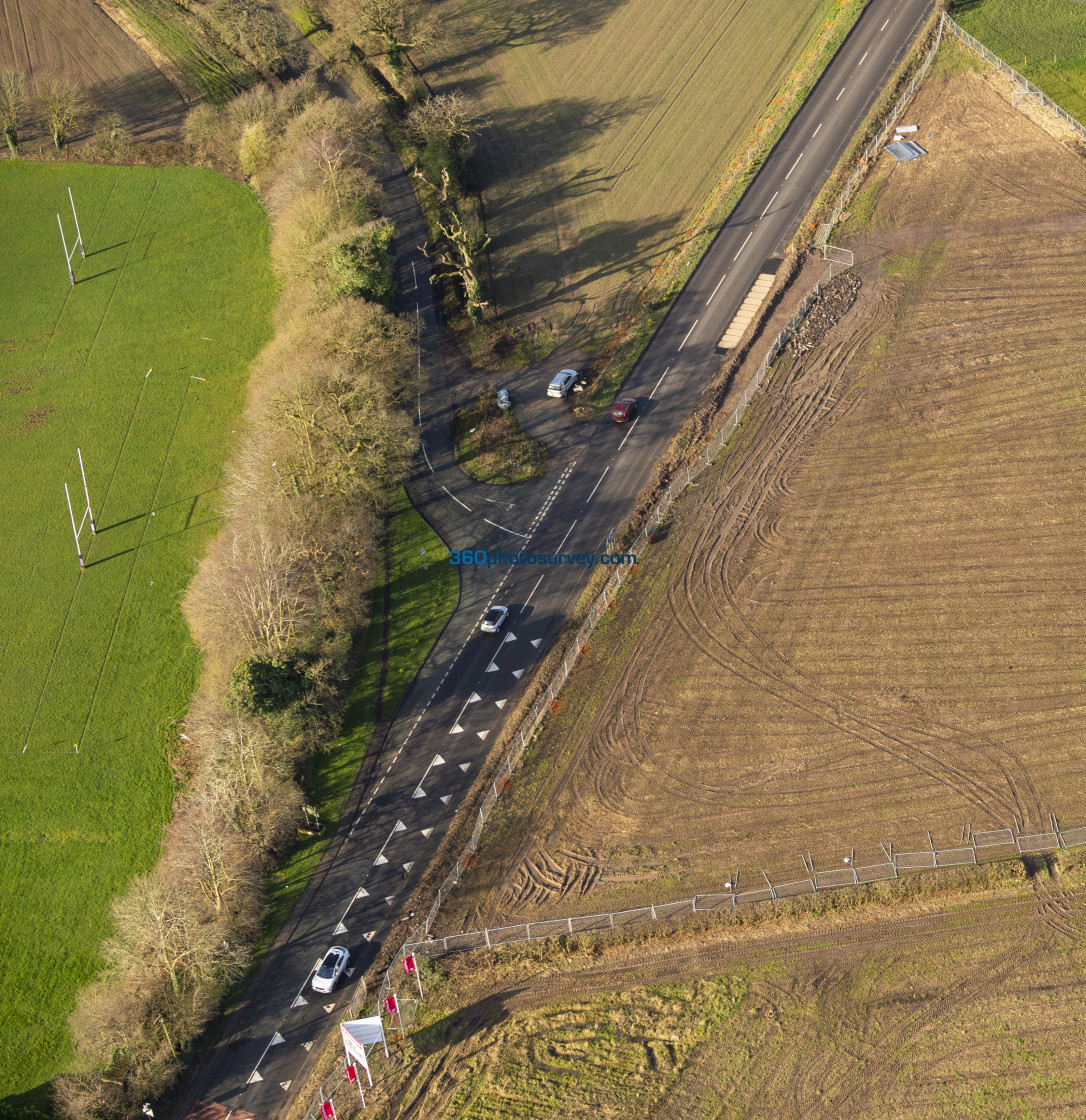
340;1017;388;1086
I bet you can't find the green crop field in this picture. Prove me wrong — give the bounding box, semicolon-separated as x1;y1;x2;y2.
420;0;862;336
954;0;1086;122
0;161;274;1095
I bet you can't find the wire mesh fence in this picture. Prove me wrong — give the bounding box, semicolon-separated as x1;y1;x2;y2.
944;17;1086;143
407;815;1077;959
823;11;947;242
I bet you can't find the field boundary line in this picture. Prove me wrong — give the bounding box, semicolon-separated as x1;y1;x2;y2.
406;813;1078;960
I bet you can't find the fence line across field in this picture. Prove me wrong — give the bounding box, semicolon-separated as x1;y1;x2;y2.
301;18;1086;1120
409;815;1075;959
943;16;1086;144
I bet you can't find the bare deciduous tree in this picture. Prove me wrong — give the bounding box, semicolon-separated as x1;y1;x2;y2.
35;74;90;149
107;873;243;999
423;210;492;323
0;68;28;155
406;90;487;147
349;0;436;75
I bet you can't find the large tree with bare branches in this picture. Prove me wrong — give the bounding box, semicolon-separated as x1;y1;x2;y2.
35;74;89;149
0;68;28;155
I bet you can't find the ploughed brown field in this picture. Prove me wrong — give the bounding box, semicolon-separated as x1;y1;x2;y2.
435;62;1086;936
0;0;185;139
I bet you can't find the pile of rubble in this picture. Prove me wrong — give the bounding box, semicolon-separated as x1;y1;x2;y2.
787;271;862;356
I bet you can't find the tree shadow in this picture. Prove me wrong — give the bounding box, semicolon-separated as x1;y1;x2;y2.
471;95;649;195
84;70;188;142
432;0;632;68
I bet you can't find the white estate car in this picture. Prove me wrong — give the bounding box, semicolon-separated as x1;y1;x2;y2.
480;606;509;633
311;945;350;993
547;369;578;398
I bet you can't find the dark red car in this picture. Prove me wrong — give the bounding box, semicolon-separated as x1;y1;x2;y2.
611;398;638;423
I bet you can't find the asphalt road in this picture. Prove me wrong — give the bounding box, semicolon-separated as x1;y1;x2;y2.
185;0;936;1112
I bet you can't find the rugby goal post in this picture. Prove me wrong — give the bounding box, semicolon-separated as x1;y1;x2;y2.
56;187;85;286
64;448;97;569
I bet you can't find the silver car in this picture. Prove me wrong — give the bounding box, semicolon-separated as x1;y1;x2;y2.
547;369;578;398
496;388;512;410
480;606;509;633
311;945;349;993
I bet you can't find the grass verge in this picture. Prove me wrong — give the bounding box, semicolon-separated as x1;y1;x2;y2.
257;487;458;946
454;392;548;485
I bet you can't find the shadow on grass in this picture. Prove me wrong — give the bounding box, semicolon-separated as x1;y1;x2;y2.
433;0;632;67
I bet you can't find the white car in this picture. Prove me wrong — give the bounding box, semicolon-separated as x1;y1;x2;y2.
480;605;509;633
311;945;349;993
496;388;512;410
547;369;578;398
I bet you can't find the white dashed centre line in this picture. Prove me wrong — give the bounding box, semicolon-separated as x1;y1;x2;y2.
880;18;889;31
812;122;823;138
522;574;545;611
555;520;578;553
733;231;753;261
857;50;868;66
759;190;779;219
705;271;728;306
586;466;610;503
677;320;699;350
617;416;640;450
836;86;847;101
785;153;803;180
648;366;671;399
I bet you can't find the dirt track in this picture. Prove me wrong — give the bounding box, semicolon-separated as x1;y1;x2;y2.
0;0;186;139
435;65;1086;934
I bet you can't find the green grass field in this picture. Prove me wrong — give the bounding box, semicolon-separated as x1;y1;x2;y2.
954;0;1086;122
0;161;274;1096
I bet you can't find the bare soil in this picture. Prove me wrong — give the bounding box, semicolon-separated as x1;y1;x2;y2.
0;0;186;140
435;65;1086;934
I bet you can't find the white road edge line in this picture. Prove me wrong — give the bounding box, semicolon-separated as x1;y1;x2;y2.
442;484;471;511
759;190;779;219
785;153;803;180
733;231;753;261
586;466;610;503
522;574;545;612
648;366;671;399
677;320;699;351
705;272;728;305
